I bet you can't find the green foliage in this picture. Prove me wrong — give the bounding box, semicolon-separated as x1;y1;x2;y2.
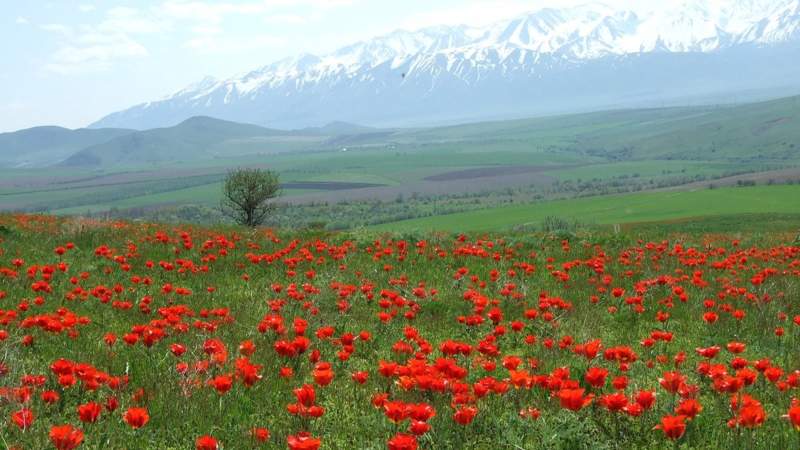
220;168;280;227
540;216;584;234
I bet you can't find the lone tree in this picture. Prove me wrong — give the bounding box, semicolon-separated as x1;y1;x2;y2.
221;168;280;227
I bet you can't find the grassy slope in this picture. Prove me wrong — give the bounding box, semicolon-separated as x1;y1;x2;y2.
61;117;306;166
52;185;316;215
0;126;133;167
392;95;800;162
370;185;800;232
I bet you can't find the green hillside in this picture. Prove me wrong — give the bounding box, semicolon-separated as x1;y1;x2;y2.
370;185;800;232
60;116;307;166
389;95;800;163
0;126;133;167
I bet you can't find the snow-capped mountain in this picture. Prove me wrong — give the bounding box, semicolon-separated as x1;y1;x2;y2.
91;0;800;130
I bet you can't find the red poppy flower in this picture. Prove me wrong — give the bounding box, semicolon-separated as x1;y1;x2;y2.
675;399;702;419
635;390;656;410
294;384;316;407
384;401;410;423
312;367;334;386
557;388;594;411
409;403;436;422
42;390;60;404
11;408;34;430
738;404;766;428
387;433;418;450
659;371;686;393
210;375;233;394
196;435;218;450
77;402;102;423
170;343;186;356
251;427;270;442
50;424;84;450
239;340;256;356
786;404;800;430
654;415;686;440
287;432;321;450
351;371;369;384
453;405;478;425
584;367;608;388
409;420;431;435
726;342;746;354
123;407;149;429
600;393;628;412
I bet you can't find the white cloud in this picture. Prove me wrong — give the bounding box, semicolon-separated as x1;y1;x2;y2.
99;6;170;34
191;24;223;35
45;34;148;74
395;0;665;30
274;0;355;8
159;0;355;26
399;0;547;29
185;34;286;54
159;1;268;24
41;7;162;74
158;0;354;54
38;0;359;73
40;23;72;34
5;101;29;111
263;13;309;25
16;16;29;25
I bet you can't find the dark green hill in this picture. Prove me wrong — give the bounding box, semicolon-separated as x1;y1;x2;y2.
61;116;290;167
0;126;133;167
393;95;800;162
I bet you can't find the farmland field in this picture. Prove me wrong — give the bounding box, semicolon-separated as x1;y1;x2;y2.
0;214;798;449
371;185;800;232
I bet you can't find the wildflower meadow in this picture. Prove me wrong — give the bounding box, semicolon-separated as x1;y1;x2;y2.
1;214;799;449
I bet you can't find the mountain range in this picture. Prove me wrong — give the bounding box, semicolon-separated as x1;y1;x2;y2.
2;92;798;169
89;0;800;130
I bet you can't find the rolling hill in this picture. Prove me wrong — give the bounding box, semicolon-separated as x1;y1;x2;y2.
2;93;797;171
61;116;301;167
388;94;800;162
0;126;133;168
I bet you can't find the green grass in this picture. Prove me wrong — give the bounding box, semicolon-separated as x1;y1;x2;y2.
548;160;778;182
619;213;800;234
52;184;317;215
395;95;800;162
370;185;800;232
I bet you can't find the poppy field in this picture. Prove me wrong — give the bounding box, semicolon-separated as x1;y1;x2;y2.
1;214;799;449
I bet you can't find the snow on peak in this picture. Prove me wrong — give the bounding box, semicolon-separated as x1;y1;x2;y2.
146;1;800;106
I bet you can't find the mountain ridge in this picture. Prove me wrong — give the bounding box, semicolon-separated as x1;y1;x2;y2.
90;1;800;130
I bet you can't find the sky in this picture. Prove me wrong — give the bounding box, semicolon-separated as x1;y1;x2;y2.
2;0;685;132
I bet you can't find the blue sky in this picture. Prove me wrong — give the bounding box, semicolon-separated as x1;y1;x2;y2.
2;0;662;132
